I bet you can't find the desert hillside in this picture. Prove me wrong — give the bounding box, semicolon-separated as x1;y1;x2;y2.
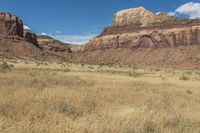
0;13;74;61
75;7;200;69
1;9;200;69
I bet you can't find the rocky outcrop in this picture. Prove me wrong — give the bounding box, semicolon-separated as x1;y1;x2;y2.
112;7;174;27
84;7;200;51
37;35;71;53
0;12;74;61
0;13;23;37
0;13;38;46
23;29;38;46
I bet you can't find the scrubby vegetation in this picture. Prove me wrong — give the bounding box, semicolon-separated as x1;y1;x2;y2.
180;73;190;81
0;60;200;133
0;61;13;73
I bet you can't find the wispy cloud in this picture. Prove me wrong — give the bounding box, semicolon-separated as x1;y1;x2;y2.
41;32;47;35
167;12;176;16
175;2;200;19
52;33;98;45
156;12;161;15
167;2;200;19
23;25;31;30
40;32;52;36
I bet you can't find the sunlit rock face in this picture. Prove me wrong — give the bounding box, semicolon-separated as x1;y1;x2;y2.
84;7;200;51
0;13;24;37
37;35;71;53
23;29;38;46
112;7;172;27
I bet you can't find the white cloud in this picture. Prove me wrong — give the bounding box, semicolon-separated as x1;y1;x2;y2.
167;12;176;16
156;12;161;15
175;2;200;19
23;25;31;30
41;32;47;35
53;34;97;45
40;32;53;36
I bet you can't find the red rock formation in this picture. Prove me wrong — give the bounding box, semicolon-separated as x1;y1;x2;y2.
23;29;38;46
84;7;200;51
0;13;73;61
37;35;71;53
0;13;23;37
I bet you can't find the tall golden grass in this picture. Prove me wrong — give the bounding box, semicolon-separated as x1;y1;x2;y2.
0;60;200;133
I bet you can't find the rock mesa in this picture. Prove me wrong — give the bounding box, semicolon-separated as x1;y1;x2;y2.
84;7;200;51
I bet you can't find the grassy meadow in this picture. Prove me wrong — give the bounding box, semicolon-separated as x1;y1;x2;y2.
0;60;200;133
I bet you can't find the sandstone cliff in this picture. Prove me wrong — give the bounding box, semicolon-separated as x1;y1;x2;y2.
23;29;38;46
37;35;71;53
84;7;200;51
0;13;23;37
72;7;200;69
0;13;73;61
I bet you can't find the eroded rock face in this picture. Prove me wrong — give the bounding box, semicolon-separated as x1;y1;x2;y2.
113;7;173;27
0;13;23;37
84;7;200;51
37;35;71;53
23;29;38;46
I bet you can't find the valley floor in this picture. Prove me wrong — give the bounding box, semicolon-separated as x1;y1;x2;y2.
0;60;200;133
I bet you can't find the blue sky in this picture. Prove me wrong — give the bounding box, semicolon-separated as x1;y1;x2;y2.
0;0;200;44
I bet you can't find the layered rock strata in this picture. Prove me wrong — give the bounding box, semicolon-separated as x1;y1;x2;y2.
37;35;71;53
23;29;38;46
0;13;23;37
84;7;200;51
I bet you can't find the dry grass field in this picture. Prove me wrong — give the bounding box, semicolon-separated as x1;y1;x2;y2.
0;60;200;133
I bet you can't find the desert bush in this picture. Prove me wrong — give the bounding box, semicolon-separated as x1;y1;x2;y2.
63;68;71;72
35;61;41;66
128;69;140;77
143;121;158;133
185;71;192;75
195;57;200;62
180;74;189;81
58;101;75;114
154;68;161;72
159;74;166;80
56;101;82;119
82;98;97;114
88;66;94;69
132;65;138;70
186;90;192;95
0;61;12;73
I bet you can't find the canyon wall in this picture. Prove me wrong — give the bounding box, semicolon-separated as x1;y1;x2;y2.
84;7;200;51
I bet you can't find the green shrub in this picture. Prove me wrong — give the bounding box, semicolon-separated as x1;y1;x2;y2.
0;61;12;73
154;68;161;72
180;74;189;81
128;69;140;77
143;121;157;133
185;71;192;75
88;66;94;69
